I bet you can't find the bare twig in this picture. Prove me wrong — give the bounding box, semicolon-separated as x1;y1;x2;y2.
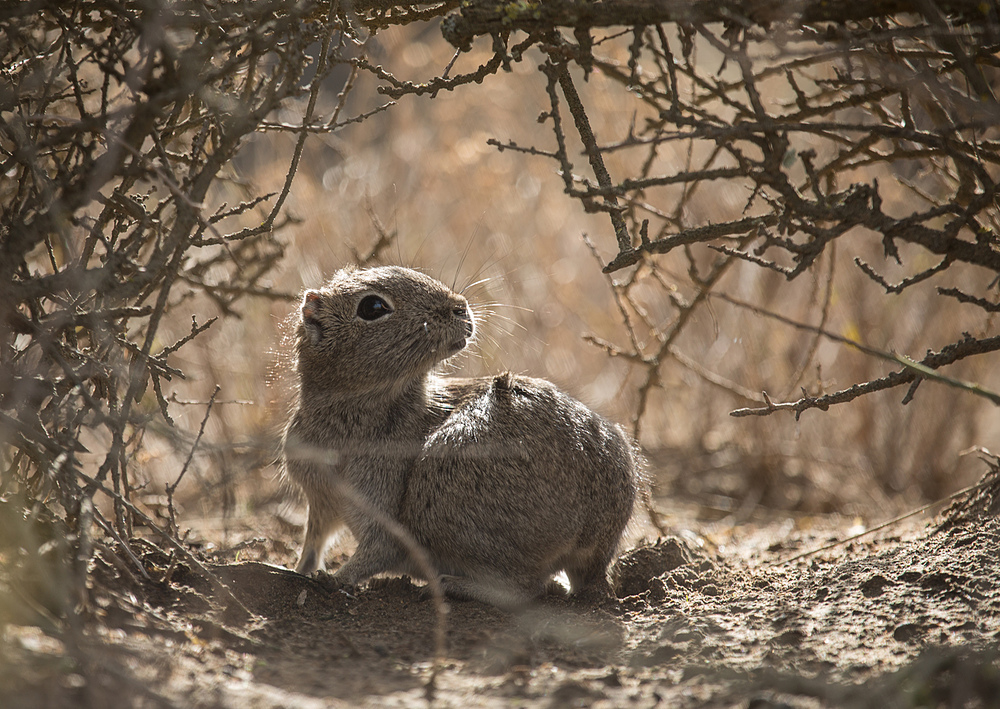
166;385;220;536
716;293;1000;415
78;469;255;620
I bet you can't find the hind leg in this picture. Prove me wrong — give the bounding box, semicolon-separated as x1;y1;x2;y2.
566;548;615;603
438;573;545;610
331;526;408;586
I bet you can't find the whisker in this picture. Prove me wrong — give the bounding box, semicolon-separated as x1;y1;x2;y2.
393;191;402;264
459;247;502;291
476;312;526;333
411;228;435;267
464;348;489;364
486;338;505;353
472;301;533;313
475;330;505;351
453;210;492;290
461;276;496;295
472;304;529;324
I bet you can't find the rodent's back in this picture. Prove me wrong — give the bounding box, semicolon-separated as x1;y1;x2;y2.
402;373;638;596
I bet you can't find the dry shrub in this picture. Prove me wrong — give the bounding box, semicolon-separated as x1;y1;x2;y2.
2;2;1000;637
0;0;390;619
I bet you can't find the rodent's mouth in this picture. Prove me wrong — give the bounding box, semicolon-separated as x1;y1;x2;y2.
448;338;467;354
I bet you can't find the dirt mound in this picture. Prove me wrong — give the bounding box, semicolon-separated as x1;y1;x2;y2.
614;535;722;600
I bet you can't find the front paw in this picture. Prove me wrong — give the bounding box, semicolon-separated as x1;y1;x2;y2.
313;570;358;598
294;548;321;576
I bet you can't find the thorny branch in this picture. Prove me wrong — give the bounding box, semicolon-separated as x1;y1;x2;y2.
441;0;1000;52
716;292;1000;417
350;0;1000;431
0;0;399;630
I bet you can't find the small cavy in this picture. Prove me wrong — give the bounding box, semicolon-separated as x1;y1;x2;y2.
283;265;640;606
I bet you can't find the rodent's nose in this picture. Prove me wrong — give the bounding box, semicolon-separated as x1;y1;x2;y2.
452;304;474;338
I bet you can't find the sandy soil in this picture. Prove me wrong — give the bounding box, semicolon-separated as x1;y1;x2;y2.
2;475;998;709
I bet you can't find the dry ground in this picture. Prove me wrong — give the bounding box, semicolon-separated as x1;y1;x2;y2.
2;477;998;709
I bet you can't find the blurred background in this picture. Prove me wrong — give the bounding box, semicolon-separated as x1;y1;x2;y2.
126;19;1000;552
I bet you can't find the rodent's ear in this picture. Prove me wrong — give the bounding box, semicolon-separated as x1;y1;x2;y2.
302;291;322;319
301;291;325;346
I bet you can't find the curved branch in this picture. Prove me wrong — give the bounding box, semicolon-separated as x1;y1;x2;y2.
441;0;995;49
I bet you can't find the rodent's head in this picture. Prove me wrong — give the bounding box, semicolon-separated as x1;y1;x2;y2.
295;266;475;397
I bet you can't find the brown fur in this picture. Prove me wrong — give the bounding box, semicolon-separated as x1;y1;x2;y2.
283;266;640;607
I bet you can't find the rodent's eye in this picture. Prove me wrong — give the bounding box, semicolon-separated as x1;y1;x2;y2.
356;294;393;321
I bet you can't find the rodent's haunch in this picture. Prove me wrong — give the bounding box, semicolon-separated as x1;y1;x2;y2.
283;265;640;606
